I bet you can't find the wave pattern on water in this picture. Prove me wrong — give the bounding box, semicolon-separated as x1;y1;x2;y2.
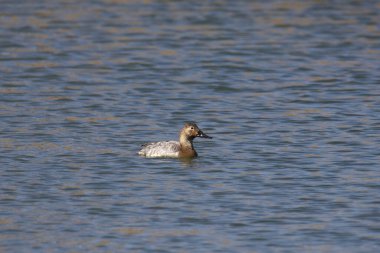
1;0;379;252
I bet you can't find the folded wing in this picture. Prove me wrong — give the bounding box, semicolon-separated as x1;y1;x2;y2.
138;141;180;158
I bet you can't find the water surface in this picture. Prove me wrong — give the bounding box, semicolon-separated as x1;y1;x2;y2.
1;0;379;252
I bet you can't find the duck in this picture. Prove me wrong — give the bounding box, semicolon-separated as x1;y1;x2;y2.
138;122;212;158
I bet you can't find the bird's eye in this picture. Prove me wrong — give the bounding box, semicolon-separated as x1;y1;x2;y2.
190;127;194;130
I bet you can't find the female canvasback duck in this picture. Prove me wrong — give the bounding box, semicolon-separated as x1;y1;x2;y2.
138;122;212;158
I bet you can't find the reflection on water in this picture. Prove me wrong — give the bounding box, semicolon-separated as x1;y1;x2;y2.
1;0;380;252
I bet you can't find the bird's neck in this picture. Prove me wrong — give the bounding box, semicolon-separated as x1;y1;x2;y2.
180;135;194;150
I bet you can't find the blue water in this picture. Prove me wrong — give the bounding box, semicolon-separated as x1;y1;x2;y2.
1;1;379;252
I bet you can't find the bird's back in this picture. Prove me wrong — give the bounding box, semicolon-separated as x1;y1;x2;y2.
138;141;180;158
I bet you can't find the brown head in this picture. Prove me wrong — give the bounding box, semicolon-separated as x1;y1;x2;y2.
178;122;212;158
180;122;212;141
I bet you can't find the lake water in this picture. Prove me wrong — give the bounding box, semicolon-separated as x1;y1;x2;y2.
1;0;379;252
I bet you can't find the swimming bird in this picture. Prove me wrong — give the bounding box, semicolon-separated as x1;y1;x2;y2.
138;122;212;158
